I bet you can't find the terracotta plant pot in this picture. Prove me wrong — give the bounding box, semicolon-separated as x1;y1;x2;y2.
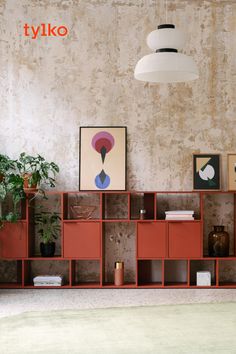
40;242;56;257
23;173;37;191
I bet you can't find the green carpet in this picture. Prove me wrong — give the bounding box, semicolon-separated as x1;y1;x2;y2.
0;303;236;353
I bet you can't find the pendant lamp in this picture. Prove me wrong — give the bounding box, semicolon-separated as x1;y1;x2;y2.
134;24;199;83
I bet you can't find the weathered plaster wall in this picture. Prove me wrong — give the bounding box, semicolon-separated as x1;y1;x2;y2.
0;0;236;191
0;0;236;284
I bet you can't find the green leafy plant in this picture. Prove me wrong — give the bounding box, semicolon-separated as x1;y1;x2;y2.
0;154;24;225
0;152;59;227
35;209;61;244
0;154;16;176
17;152;59;189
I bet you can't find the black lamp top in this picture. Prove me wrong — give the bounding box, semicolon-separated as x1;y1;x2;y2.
158;24;175;29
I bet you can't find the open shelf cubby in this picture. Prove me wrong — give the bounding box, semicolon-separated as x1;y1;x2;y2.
102;221;136;286
190;260;216;286
0;260;22;288
130;192;155;220
28;193;62;257
1;195;26;221
24;260;70;287
138;260;162;287
218;260;236;287
203;193;235;257
102;193;129;220
71;260;101;287
164;260;188;287
156;193;201;220
63;192;101;220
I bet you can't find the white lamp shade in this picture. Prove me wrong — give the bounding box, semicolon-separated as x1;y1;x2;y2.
134;52;199;83
147;27;186;51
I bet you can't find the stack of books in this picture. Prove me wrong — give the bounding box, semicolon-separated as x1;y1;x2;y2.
33;275;63;287
165;210;194;220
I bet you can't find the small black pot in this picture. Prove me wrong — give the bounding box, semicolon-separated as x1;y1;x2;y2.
40;242;55;257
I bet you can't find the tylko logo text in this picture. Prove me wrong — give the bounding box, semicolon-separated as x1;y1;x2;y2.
23;23;69;39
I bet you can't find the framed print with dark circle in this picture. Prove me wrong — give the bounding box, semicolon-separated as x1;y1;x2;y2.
227;154;236;191
79;126;127;191
193;154;220;190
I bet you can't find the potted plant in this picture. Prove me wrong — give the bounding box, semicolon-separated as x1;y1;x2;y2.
0;154;16;181
17;152;59;191
0;154;25;225
35;208;61;257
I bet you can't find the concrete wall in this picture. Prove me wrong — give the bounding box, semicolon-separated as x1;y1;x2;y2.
0;0;235;191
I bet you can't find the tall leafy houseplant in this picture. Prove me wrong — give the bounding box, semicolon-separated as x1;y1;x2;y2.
0;154;25;223
17;152;59;190
35;209;61;257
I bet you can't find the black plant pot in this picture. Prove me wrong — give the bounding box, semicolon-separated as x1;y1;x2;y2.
40;242;55;257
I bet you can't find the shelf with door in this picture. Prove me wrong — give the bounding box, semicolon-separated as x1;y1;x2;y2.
0;190;235;288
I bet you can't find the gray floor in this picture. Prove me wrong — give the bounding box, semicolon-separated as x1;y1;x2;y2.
0;289;236;318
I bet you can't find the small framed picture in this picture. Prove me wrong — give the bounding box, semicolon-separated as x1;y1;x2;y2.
79;126;127;191
227;154;236;191
193;154;220;190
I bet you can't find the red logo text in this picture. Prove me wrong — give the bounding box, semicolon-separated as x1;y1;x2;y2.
23;23;69;39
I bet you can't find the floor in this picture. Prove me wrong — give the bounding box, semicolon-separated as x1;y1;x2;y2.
0;288;236;318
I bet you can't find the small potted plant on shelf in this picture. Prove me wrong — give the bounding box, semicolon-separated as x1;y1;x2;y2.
35;208;61;257
17;152;59;191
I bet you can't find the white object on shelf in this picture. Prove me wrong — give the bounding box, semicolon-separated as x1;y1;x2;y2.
165;210;194;215
165;216;194;220
196;271;211;286
33;275;63;286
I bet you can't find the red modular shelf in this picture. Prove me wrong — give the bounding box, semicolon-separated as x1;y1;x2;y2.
72;282;101;288
63;219;100;223
138;282;162;288
102;283;136;288
0;190;236;289
24;285;71;289
164;282;188;287
0;283;22;289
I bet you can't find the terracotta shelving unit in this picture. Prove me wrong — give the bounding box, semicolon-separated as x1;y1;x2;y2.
0;190;236;288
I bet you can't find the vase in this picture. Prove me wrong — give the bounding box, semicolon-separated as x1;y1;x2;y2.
208;225;229;257
114;261;124;286
40;242;56;257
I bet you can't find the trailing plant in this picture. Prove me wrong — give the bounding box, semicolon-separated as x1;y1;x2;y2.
17;152;59;189
0;152;59;227
0;154;16;176
34;208;61;244
0;154;25;225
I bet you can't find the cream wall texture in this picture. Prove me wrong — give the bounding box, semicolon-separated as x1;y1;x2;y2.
1;0;236;191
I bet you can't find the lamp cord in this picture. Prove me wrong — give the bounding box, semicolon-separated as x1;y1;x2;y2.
165;0;167;24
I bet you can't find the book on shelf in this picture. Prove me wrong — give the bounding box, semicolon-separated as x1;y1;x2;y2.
165;216;194;220
33;275;63;286
165;210;194;220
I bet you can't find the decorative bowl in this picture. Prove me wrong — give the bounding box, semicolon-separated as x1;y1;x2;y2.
70;205;97;220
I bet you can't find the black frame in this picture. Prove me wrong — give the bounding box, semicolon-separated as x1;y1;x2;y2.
193;153;221;190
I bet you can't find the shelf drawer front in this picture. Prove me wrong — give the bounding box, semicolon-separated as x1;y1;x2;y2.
0;222;27;258
64;222;101;258
169;222;201;258
137;223;167;258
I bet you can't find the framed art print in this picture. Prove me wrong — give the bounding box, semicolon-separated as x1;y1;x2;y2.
79;126;127;191
227;154;236;191
193;154;220;190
